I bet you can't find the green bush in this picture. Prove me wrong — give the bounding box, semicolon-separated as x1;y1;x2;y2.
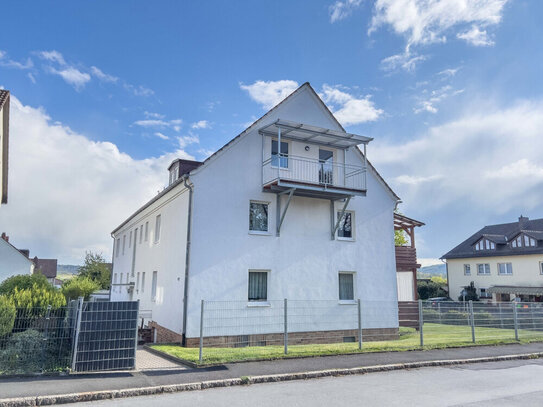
473;311;496;327
1;329;44;374
0;295;16;336
11;284;66;310
423;308;441;323
417;280;447;300
441;310;470;326
0;274;51;296
61;276;100;301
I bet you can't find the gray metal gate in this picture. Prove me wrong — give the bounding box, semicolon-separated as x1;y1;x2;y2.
71;300;139;372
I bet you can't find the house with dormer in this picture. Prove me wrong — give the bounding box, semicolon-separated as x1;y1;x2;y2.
110;83;403;345
443;216;543;302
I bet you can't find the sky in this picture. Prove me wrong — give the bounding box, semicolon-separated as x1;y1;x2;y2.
0;0;542;265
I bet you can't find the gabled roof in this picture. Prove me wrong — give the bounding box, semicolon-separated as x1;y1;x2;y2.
34;258;58;278
442;216;543;259
0;237;35;265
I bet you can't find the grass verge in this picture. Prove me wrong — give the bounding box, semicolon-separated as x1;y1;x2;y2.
150;323;543;366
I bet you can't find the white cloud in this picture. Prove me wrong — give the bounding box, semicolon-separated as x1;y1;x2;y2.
154;132;169;140
457;25;494;46
0;50;33;70
321;85;383;125
47;66;91;90
90;66;119;83
178;134;199;149
370;0;509;70
329;0;362;23
144;111;165;119
413;85;464;114
27;73;36;84
240;80;299;110
381;51;427;72
124;83;154;97
371;99;543;214
38;50;66;65
0;95;193;263
191;120;210;129
438;67;460;77
134;118;182;132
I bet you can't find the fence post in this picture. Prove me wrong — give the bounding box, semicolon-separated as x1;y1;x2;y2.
199;300;204;364
357;299;362;350
513;302;519;341
71;297;84;372
284;298;288;355
418;299;424;347
469;300;475;343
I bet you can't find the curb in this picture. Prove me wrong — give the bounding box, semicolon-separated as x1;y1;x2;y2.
1;352;541;406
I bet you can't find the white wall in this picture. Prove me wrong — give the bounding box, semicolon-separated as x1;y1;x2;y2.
0;239;34;282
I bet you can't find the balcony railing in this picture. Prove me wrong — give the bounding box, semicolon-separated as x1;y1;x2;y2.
262;154;366;192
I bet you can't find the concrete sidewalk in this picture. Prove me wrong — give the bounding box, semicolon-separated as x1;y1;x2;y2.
1;343;542;402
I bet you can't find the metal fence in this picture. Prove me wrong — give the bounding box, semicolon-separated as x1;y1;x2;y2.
0;299;139;375
195;299;543;362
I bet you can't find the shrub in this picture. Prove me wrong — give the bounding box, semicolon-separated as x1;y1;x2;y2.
441;310;470;326
0;274;51;296
1;329;44;374
78;252;111;289
0;295;16;336
10;284;66;310
417;280;447;300
422;308;440;323
473;311;496;327
61;276;100;301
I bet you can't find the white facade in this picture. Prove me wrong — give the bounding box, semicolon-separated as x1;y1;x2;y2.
0;238;34;282
111;84;400;340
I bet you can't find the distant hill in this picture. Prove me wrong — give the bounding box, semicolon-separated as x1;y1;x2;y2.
417;263;446;279
57;264;80;274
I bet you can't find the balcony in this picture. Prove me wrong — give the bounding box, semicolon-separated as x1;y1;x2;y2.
262;155;367;199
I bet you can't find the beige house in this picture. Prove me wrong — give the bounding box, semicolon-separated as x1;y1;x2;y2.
443;216;543;302
0;89;9;206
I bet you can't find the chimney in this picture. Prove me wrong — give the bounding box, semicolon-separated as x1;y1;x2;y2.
1;232;8;242
519;215;529;229
19;249;30;258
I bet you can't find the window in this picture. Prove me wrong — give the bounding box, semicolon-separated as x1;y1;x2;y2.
140;226;143;244
145;221;149;241
122;235;126;255
530;237;536;247
113;273;118;293
136;272;140;291
480;288;491;299
129;230;132;248
498;263;513;275
540;262;543;275
134;228;138;247
141;272;146;293
512;239;517;248
337;211;354;240
477;263;490;275
151;271;158;302
271;140;288;168
249;202;269;233
248;271;268;301
339;272;354;301
116;239;120;258
490;242;495;249
319;149;334;184
475;240;482;251
464;264;471;276
154;215;161;243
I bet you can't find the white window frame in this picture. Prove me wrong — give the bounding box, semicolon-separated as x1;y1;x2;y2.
338;271;356;304
141;272;146;293
145;221;149;242
129;230;132;248
247;269;270;306
498;262;513;275
249;200;270;235
154;215;161;244
116;239;120;258
122;235;126;255
464;264;471;276
337;210;355;241
477;263;490;275
271;138;289;169
140;225;143;244
136;272;140;292
151;271;158;302
540;262;543;275
479;287;491;299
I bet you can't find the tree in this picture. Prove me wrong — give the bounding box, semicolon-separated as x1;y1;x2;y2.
0;273;51;296
10;284;66;309
78;251;111;289
61;277;100;301
0;295;16;336
458;281;479;301
394;229;408;246
417;280;448;300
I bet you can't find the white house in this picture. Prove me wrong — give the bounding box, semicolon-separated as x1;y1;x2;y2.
0;233;34;282
0;89;9;206
110;83;401;345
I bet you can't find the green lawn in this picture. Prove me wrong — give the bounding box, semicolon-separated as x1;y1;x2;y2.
150;323;543;365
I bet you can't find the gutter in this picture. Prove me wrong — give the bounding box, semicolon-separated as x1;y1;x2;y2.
182;176;194;346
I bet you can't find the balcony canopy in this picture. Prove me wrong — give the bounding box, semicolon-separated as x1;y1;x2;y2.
259;119;373;149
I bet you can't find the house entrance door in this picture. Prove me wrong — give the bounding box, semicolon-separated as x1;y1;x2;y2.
319;149;333;185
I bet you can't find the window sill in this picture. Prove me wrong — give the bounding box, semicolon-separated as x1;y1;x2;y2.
247;301;271;307
337;237;355;242
249;231;272;236
339;300;357;305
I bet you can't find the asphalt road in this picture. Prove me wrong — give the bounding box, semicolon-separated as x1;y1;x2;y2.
63;359;543;406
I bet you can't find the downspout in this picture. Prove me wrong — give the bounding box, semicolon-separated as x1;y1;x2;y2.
109;233;115;301
181;176;194;346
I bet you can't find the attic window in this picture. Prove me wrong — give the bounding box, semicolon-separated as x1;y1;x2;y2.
511;234;536;248
475;238;495;251
169;163;179;185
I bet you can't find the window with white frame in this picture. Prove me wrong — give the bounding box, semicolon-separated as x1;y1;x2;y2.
151;271;158;302
129;230;132;248
116;239;120;258
464;264;471;275
248;271;268;301
339;272;355;301
136;272;140;291
145;221;149;241
141;272;146;293
480;288;491;298
271;139;288;168
154;215;161;243
122;235;126;255
140;225;143;243
249;202;269;233
540;262;543;275
498;263;513;275
337;211;354;240
477;263;490;275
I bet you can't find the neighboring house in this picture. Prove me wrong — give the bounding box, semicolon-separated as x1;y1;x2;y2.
394;213;425;302
442;216;543;302
110;82;401;345
0;89;10;205
0;233;34;282
33;257;58;285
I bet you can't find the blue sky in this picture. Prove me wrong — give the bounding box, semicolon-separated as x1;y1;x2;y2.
1;0;542;264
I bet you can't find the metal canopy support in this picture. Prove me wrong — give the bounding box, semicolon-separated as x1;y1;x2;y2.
331;196;351;240
276;188;295;236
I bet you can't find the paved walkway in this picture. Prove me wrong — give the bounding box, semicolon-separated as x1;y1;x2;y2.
135;348;185;371
0;343;542;401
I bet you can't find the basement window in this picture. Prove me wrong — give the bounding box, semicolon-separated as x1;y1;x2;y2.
248;271;268;302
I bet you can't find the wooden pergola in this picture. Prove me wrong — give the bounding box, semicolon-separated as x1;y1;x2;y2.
394;213;425;248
